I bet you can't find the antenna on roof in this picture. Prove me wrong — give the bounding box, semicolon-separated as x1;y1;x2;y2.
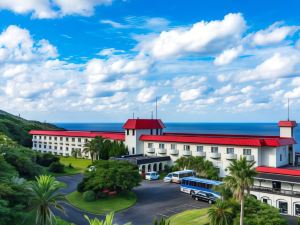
151;111;153;119
155;97;158;119
288;98;290;121
132;112;135;119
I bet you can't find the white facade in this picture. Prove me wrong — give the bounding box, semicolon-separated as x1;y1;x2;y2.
32;135;91;157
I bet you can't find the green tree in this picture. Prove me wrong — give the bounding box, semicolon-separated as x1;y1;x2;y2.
223;157;256;225
109;141;128;157
71;148;82;158
84;212;131;225
208;199;233;225
28;175;66;225
80;160;141;193
83;138;99;162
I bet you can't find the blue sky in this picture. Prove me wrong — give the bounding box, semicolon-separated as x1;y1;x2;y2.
0;0;300;122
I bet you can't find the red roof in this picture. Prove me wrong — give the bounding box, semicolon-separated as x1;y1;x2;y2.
123;119;165;129
278;121;297;127
256;166;300;176
29;130;125;141
139;133;296;147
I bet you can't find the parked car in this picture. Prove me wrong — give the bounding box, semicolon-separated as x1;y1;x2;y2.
191;191;219;204
163;170;195;183
145;171;159;180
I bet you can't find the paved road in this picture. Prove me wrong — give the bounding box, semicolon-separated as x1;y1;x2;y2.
56;174;208;225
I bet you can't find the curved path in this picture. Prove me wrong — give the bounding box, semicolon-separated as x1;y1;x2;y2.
55;174;208;225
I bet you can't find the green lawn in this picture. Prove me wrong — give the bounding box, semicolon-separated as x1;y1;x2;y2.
168;208;210;225
66;191;137;215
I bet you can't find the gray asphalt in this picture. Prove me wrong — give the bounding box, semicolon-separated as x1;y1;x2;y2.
56;174;209;225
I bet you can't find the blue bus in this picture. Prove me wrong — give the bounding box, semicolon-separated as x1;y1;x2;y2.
180;177;223;197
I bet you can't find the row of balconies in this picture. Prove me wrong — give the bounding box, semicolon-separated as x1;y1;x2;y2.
146;148;255;161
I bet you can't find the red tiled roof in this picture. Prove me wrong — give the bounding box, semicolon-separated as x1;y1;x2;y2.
123;119;165;129
139;134;296;147
29;130;125;141
256;166;300;176
278;121;297;127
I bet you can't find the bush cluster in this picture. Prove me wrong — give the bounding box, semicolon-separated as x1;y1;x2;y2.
82;190;95;202
36;153;59;167
48;162;65;173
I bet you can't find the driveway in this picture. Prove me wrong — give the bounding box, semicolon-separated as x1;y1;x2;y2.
56;174;208;225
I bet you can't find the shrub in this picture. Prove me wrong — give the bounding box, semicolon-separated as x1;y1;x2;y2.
36;153;59;167
83;190;95;202
77;181;85;193
48;162;64;173
68;163;73;168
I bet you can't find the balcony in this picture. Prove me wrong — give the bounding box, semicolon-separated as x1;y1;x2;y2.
210;152;221;159
194;151;206;157
147;148;155;154
251;186;300;197
183;150;191;156
245;155;254;161
170;149;179;155
158;148;167;154
226;153;237;160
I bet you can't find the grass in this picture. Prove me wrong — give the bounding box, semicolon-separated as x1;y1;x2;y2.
66;191;137;215
49;157;91;176
168;208;210;225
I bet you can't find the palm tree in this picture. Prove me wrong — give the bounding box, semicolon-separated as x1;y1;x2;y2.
208;200;233;225
71;148;82;158
223;157;256;225
84;212;131;225
83;139;99;162
28;175;66;225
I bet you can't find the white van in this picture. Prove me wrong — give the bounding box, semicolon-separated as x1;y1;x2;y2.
163;170;195;183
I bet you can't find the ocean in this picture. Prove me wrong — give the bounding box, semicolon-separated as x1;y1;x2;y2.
54;123;300;149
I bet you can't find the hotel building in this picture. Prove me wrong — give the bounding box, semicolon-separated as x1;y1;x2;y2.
30;118;300;216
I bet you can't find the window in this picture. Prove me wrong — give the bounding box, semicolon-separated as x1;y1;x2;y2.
54;146;57;150
78;138;81;142
39;144;41;148
72;138;75;142
54;137;57;141
60;147;63;150
159;143;165;149
33;144;37;147
211;147;218;153
295;204;300;216
184;145;190;151
148;143;153;148
227;148;234;154
85;139;88;143
44;145;46;148
49;137;52;140
171;144;176;150
132;130;135;136
243;149;251;155
272;181;281;190
150;129;153;135
44;136;46;140
126;129;129;135
132;147;135;154
49;146;52;149
66;147;68;151
66;137;69;141
197;146;203;152
278;201;288;214
262;198;268;204
60;137;63;141
280;154;282;161
39;136;41;139
156;129;159;135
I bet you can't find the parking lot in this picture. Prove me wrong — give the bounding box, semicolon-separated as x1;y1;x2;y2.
114;180;209;225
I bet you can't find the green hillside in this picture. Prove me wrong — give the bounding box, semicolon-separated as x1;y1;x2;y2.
0;110;62;147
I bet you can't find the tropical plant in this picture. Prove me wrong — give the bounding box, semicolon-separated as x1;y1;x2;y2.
84;212;131;225
83;138;99;162
28;175;66;225
48;162;65;173
223;157;256;225
208;199;233;225
175;156;219;180
71;148;82;158
153;217;170;225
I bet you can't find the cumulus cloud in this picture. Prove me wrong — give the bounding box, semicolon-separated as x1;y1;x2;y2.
137;87;156;103
180;88;203;101
137;13;246;59
0;0;112;19
251;22;299;46
214;45;243;66
237;53;300;82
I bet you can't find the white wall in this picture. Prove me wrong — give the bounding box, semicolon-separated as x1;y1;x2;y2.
280;127;293;138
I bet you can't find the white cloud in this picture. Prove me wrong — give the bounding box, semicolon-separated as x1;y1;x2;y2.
137;87;156;103
237;53;300;82
291;77;300;86
158;94;173;104
137;13;246;59
215;84;232;95
180;88;202;101
251;22;299;46
241;85;253;94
100;20;127;28
0;0;112;19
214;45;243;66
285;87;300;99
173;76;207;91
